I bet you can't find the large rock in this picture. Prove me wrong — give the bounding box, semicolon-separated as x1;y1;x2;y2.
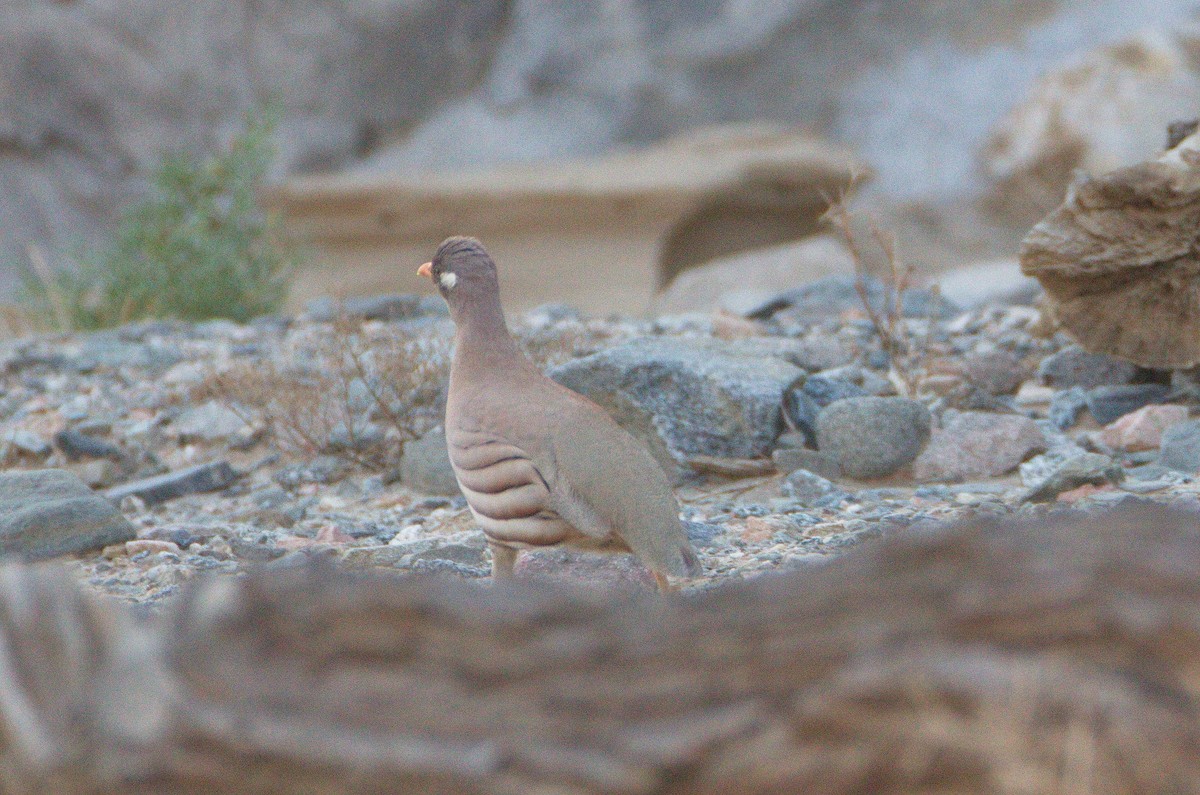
982;30;1200;227
1021;126;1200;368
815;397;931;480
913;410;1046;483
0;469;134;559
550;337;802;471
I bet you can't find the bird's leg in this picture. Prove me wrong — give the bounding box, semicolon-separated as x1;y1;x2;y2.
653;571;678;593
489;542;518;580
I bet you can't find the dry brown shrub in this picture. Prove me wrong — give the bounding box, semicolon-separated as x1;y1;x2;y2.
824;194;936;398
203;315;450;469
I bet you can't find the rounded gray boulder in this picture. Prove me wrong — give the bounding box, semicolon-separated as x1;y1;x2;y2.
816;397;931;480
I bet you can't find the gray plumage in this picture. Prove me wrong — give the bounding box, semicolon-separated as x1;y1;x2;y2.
422;236;700;584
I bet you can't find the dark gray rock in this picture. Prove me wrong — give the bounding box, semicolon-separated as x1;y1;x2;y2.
781;389;820;447
1037;345;1138;389
816;397;931;479
1159;420;1200;473
1048;386;1089;430
399;427;460;496
749;275;960;322
550;337;802;468
54;429;123;461
1021;453;1125;502
105;461;239;506
0;469;134;559
1084;384;1171;426
682;520;724;549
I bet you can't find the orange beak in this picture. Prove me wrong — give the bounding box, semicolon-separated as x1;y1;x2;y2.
417;262;433;279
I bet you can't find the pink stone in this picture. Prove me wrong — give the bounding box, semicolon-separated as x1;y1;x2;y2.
514;550;656;592
914;410;1046;483
1099;404;1188;452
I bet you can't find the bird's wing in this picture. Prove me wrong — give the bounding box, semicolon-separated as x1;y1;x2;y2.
446;427;581;546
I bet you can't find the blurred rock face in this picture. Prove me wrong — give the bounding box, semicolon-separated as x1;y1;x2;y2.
0;0;1197;290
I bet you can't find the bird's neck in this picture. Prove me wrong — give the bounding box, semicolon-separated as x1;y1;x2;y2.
451;293;524;372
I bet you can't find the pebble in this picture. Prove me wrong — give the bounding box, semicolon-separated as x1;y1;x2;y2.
54;429;123;461
399;427;460;496
1037;345;1138;389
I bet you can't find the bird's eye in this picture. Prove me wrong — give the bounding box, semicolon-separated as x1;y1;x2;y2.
439;272;458;289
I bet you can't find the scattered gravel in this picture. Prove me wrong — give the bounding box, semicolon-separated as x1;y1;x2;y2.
2;296;1198;606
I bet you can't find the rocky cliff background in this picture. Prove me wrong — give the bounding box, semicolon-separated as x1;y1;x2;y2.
2;0;1199;294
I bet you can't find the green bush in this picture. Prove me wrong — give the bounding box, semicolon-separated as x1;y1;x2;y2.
24;107;298;330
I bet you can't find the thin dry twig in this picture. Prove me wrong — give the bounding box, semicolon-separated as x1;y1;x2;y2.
823;193;931;398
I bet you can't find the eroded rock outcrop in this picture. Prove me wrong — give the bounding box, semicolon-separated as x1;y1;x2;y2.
1020;128;1200;368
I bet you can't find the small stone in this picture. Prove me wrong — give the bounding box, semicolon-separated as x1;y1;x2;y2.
959;350;1026;395
0;469;135;559
1037;345;1137;389
771;447;842;479
914;410;1046;483
400;427;460;496
105;461;239;506
125;539;181;557
54;429;122;461
816;397;931;480
1056;483;1115;503
4;429;50;457
171;401;248;443
1084;384;1171;426
1048;387;1088;430
73;459;121;488
1159;420;1200;473
682;520;723;549
780;469;844;503
1022;453;1125;503
1098;404;1188;452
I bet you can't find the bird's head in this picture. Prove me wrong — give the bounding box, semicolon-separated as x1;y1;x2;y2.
418;236;500;318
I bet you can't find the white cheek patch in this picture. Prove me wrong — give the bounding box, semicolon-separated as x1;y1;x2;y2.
439;272;458;289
